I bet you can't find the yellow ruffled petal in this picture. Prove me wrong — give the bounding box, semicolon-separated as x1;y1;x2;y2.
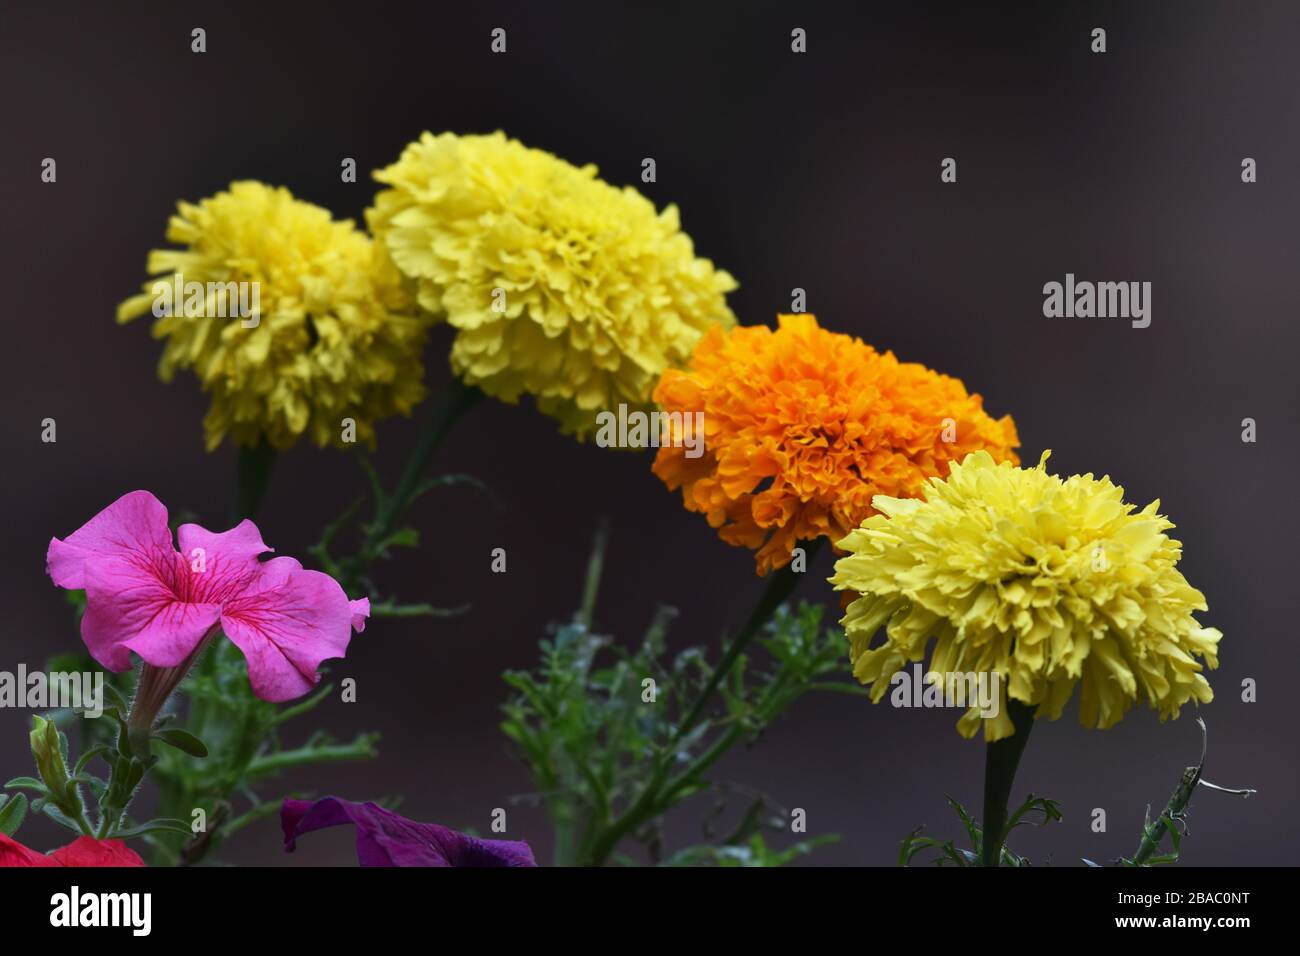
830;451;1221;740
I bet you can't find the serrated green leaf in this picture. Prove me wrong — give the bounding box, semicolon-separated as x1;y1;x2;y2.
945;796;981;849
898;826;929;866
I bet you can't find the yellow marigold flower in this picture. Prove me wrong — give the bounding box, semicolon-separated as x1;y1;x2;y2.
117;181;431;451
367;131;737;436
829;450;1222;741
652;314;1020;575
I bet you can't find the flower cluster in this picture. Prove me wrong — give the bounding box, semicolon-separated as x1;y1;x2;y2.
36;126;1227;871
653;314;1020;574
368;131;737;436
829;451;1223;740
117;181;432;450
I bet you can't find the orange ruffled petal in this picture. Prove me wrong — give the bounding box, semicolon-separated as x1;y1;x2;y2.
652;314;1020;575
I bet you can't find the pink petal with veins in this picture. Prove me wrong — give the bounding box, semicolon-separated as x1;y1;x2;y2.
81;550;222;671
175;520;273;603
220;557;355;702
47;491;173;590
48;493;367;703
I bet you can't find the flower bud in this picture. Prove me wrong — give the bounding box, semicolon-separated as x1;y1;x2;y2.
29;715;81;818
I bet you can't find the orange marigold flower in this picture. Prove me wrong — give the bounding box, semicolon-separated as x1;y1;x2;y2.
652;314;1021;574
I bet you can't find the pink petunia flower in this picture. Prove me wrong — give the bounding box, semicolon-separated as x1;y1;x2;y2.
47;491;369;704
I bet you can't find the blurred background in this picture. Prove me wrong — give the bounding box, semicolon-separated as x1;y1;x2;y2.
1;0;1296;865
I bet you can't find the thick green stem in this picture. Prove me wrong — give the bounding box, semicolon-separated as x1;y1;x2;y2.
232;442;276;523
552;806;581;868
980;698;1036;867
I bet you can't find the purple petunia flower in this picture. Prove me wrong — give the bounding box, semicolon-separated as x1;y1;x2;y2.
281;797;538;867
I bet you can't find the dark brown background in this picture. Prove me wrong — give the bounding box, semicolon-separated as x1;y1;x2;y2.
1;0;1296;865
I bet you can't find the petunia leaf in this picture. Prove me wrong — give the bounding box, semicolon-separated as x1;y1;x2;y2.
112;817;194;839
41;803;84;835
101;683;130;715
153;729;209;758
4;777;48;794
73;745;110;777
0;793;28;836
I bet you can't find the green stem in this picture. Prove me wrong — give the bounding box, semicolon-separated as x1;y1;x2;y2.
232;442;276;523
658;724;748;808
1132;766;1202;864
219;798;288;840
245;735;379;779
370;377;483;547
70;806;95;837
583;541;820;866
674;541;820;743
980;698;1036;867
552;806;580;868
578;519;611;630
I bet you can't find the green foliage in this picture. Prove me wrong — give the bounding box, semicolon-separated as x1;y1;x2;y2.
1121;811;1184;867
310;453;496;618
1109;718;1254;867
899;794;1062;867
902;717;1256;868
135;641;378;865
501;530;861;866
0;792;29;836
4;641;378;865
663;833;840;867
